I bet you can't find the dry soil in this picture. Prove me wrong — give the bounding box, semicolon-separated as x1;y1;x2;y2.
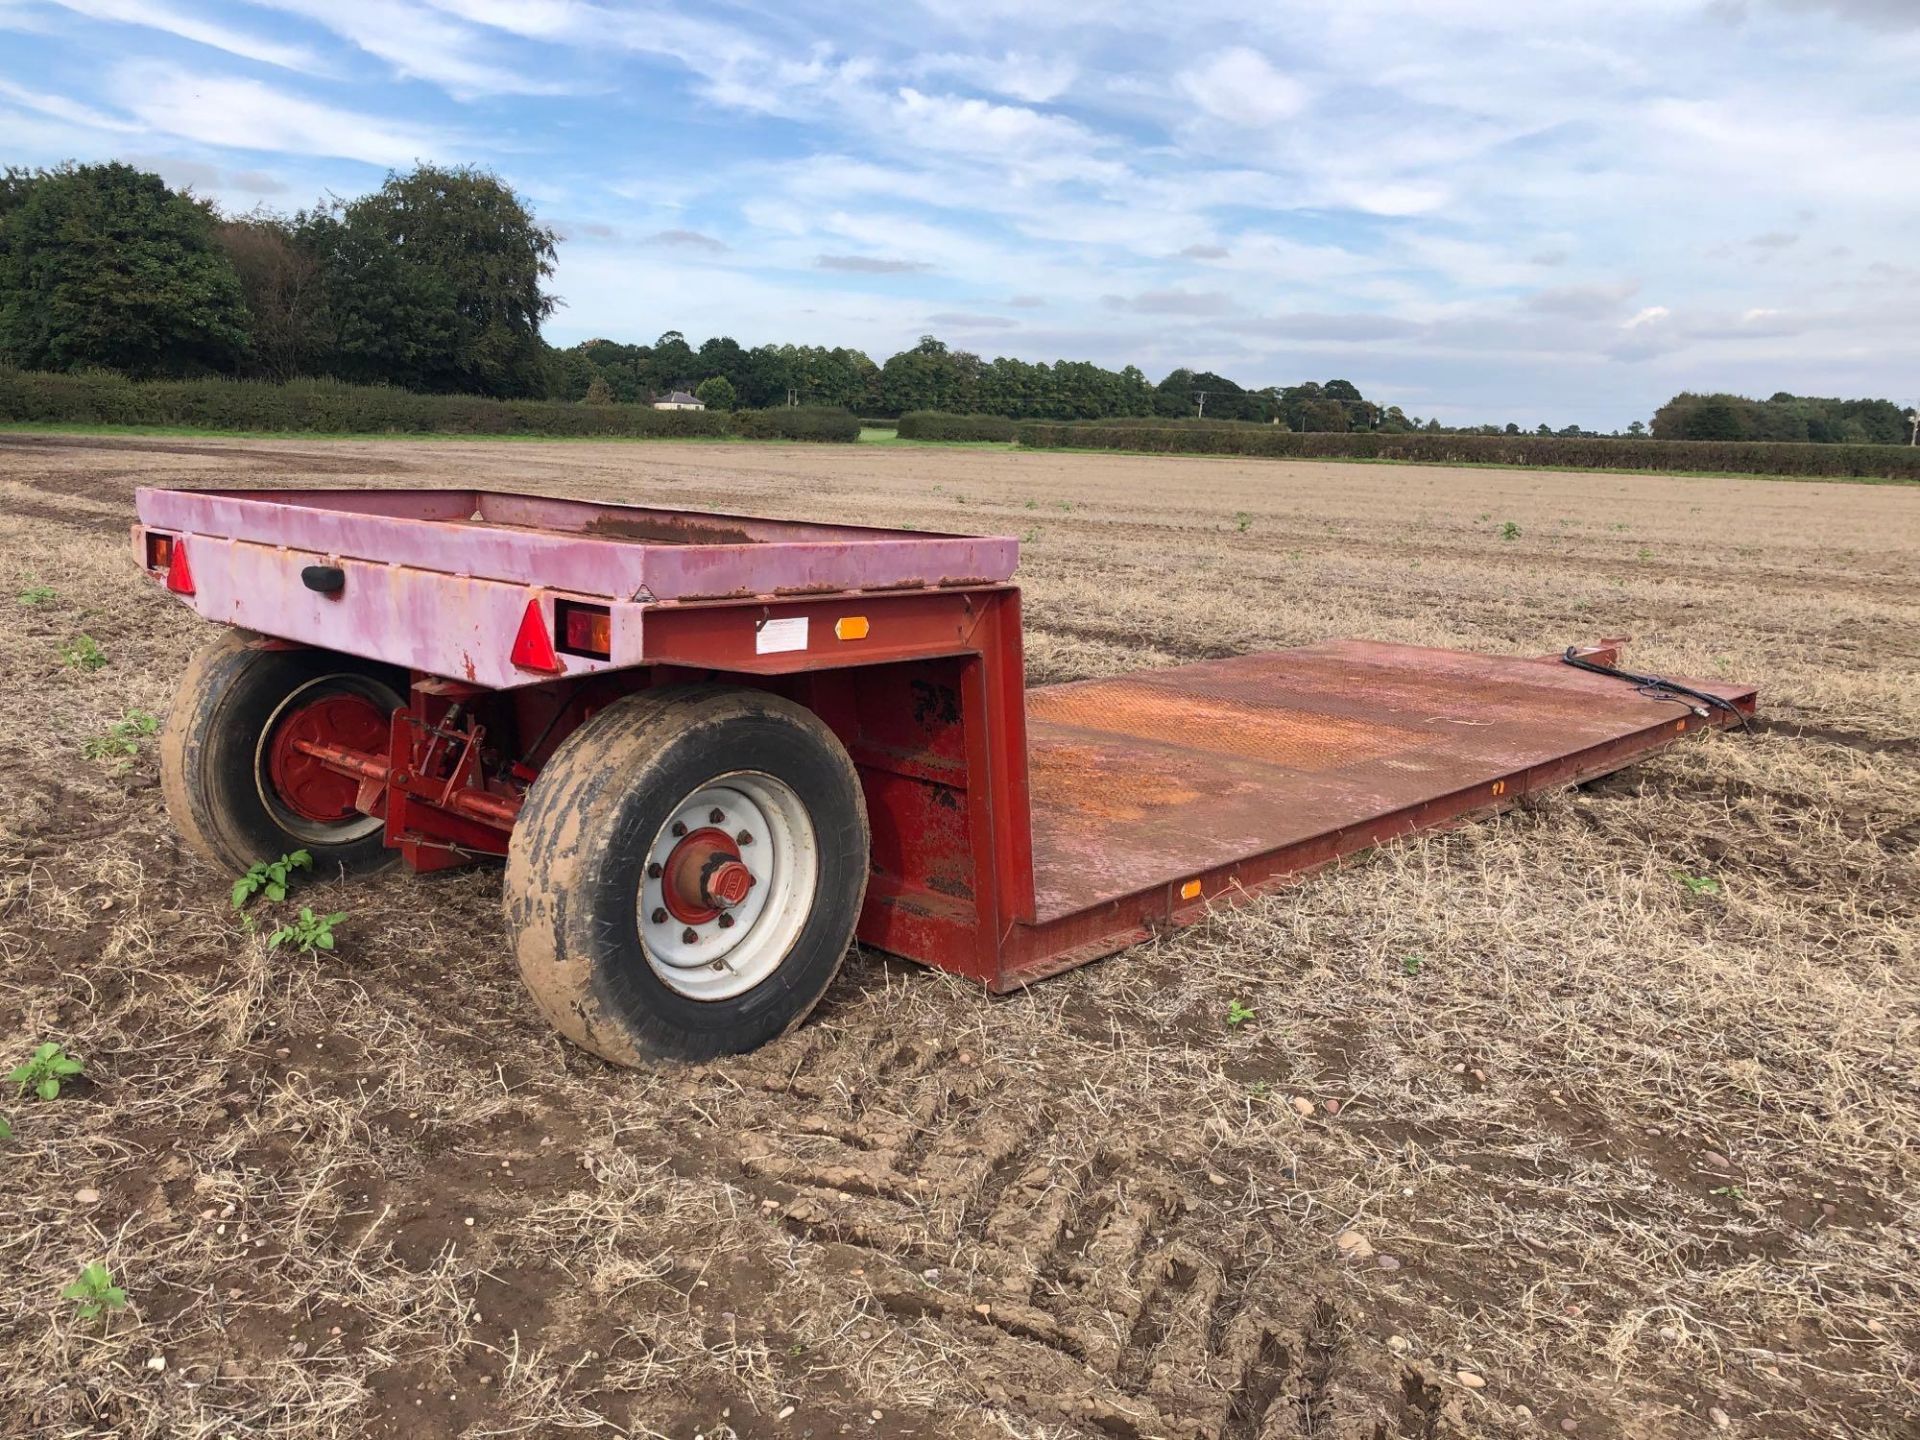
0;434;1915;1440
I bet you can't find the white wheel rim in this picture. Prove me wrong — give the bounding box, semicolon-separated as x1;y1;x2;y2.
255;673;399;845
638;772;818;1002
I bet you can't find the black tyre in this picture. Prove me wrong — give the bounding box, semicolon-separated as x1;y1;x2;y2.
505;686;869;1065
160;628;404;876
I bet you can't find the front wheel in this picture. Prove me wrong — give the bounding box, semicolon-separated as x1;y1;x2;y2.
504;686;869;1065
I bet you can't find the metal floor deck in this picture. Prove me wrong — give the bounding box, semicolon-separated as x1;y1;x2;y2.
1023;640;1755;924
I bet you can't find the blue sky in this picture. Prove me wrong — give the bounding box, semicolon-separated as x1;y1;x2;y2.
2;0;1917;427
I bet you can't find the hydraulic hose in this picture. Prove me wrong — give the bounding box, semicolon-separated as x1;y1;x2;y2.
1560;646;1751;732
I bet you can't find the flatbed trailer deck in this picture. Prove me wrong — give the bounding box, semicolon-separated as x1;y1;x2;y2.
133;486;1756;1063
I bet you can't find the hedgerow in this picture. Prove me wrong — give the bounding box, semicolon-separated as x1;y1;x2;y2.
729;406;862;442
1011;422;1920;479
0;369;787;439
1074;415;1271;429
895;411;1017;442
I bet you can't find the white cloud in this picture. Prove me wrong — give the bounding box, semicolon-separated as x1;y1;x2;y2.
1645;95;1920;203
0;0;54;31
1175;47;1308;126
115;63;452;166
914;50;1078;103
244;0;575;97
419;0;584;38
0;76;140;131
421;0;824;112
1525;282;1642;318
48;0;320;68
885;88;1103;166
1104;289;1235;316
926;310;1019;328
1325;179;1450;217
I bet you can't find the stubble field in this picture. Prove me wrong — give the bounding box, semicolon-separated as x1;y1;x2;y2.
0;432;1915;1440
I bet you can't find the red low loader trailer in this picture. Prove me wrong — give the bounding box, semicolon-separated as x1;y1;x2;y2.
133;486;1757;1065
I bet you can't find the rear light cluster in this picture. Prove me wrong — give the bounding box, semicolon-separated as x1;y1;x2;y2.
555;600;612;660
511;597;613;673
146;530;195;595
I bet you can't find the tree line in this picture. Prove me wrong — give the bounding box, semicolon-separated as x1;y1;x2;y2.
0;160;1909;443
0;161;556;398
0;159;1405;427
1651;391;1913;446
561;333;1419;429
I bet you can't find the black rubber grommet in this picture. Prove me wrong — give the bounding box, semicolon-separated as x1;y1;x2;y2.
302;565;346;595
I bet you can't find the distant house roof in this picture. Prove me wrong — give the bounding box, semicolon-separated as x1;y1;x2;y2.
662;390;700;404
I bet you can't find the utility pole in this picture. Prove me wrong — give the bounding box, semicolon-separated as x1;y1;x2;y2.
1194;391;1208;418
1908;407;1918;446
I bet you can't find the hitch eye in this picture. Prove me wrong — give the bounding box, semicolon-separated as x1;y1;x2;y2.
555;600;612;660
145;531;175;572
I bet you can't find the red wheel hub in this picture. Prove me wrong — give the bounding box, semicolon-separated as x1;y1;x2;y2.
661;827;754;924
265;691;389;825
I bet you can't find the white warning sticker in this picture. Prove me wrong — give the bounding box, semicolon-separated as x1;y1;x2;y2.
755;616;809;655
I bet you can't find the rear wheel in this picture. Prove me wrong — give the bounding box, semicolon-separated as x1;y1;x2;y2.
505;686;869;1065
160;629;403;875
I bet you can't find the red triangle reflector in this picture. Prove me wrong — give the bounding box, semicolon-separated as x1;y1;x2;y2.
165;538;196;595
510;597;561;673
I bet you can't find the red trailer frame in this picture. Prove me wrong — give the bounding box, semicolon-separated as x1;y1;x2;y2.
134;486;1757;993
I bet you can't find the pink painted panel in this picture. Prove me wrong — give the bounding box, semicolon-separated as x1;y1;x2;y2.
177;535;637;688
139;489;653;597
135;487;1019;601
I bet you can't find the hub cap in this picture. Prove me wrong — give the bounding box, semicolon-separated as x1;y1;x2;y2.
257;675;397;843
639;773;817;1002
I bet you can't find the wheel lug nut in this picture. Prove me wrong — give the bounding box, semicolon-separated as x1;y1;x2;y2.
681;927;699;944
651;907;667;924
717;913;735;929
736;830;753;845
646;861;662;879
670;821;687;838
709;807;726;824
